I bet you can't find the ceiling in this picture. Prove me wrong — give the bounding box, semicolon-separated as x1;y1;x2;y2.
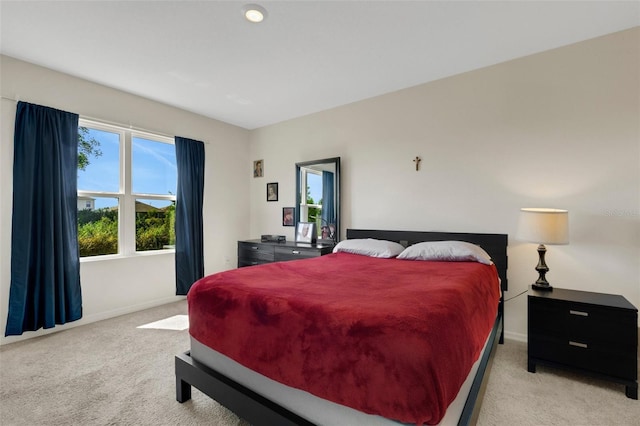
1;1;638;130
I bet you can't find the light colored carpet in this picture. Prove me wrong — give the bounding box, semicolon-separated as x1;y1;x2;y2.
137;314;189;331
0;300;638;425
478;334;640;425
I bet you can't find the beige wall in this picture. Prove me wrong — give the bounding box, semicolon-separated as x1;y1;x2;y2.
1;28;638;344
1;55;250;344
249;28;640;339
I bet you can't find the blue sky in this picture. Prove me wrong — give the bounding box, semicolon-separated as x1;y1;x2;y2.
78;128;177;209
79;127;323;209
307;172;322;204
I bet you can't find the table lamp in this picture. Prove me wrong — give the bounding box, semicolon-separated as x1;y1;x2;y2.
519;208;569;291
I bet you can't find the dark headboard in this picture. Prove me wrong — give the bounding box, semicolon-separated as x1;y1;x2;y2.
346;229;508;292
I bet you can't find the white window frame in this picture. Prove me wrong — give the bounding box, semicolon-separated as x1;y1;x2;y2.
78;119;176;259
299;167;322;223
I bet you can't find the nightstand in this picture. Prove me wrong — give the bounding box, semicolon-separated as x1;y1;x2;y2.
528;287;638;399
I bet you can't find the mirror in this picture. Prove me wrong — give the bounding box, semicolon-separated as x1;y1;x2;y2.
295;157;340;245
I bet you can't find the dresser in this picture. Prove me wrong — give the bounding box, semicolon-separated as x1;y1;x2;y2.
528;287;638;399
237;240;333;267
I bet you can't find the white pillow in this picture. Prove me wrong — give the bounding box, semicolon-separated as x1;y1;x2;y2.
332;238;405;258
397;241;493;265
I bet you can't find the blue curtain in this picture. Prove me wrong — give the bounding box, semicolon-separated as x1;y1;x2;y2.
321;171;335;225
174;136;205;295
6;102;82;336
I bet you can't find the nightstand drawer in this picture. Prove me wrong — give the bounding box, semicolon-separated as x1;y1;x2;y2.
274;246;325;261
529;298;636;346
238;242;275;262
529;334;637;379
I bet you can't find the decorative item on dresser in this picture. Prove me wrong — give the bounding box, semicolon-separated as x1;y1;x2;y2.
528;286;638;399
237;239;333;267
295;222;317;244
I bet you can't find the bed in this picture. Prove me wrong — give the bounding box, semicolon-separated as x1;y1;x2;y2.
175;229;508;426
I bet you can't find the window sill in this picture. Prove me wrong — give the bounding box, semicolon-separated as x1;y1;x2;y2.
80;249;175;263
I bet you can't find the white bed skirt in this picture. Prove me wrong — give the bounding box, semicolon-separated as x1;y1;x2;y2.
190;331;491;426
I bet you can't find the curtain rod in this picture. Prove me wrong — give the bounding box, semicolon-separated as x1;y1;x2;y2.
1;95;209;144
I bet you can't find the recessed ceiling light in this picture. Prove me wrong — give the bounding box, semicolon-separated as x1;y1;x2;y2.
243;4;267;23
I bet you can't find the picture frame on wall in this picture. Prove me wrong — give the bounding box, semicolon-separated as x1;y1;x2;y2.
253;159;263;178
282;207;295;226
295;222;317;243
267;182;278;201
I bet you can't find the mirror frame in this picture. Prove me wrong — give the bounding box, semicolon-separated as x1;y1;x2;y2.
295;157;341;244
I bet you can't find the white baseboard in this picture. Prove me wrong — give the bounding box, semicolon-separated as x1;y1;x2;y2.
504;330;527;343
0;296;185;346
82;296;185;325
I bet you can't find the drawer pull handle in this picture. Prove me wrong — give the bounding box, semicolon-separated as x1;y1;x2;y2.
292;250;300;254
251;246;259;250
569;310;589;317
569;341;588;349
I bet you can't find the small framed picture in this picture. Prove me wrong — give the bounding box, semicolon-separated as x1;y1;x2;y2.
267;182;278;201
282;207;295;226
320;223;336;243
253;159;263;178
296;222;317;243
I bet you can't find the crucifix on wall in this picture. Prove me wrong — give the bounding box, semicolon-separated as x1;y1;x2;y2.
413;156;421;171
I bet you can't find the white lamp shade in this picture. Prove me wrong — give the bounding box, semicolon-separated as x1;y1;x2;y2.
519;208;569;245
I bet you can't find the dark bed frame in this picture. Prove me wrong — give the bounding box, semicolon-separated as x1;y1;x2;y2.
175;229;508;426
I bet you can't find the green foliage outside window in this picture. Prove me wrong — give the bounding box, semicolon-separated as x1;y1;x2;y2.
78;208;118;257
78;126;102;171
77;204;176;257
135;205;176;251
306;185;322;234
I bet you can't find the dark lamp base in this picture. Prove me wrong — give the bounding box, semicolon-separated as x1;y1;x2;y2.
532;283;553;291
532;244;553;291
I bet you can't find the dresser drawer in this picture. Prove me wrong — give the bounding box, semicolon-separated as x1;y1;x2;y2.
237;258;272;267
238;242;275;263
237;240;332;268
274;245;325;261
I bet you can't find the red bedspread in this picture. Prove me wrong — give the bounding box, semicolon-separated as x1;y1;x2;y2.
188;252;500;425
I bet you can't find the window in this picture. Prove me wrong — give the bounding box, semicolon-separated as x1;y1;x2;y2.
77;120;176;257
299;167;323;237
77;125;121;257
132;137;177;195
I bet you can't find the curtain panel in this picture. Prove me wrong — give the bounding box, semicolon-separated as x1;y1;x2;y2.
174;136;205;295
6;102;82;336
321;171;335;226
